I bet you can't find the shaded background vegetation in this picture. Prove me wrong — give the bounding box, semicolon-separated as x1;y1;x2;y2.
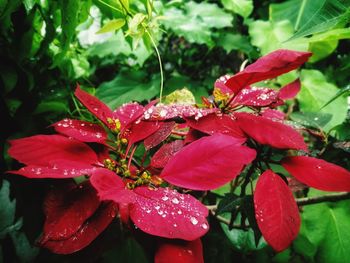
1;0;350;262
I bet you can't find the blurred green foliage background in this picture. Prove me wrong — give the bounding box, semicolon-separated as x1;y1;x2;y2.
1;0;350;262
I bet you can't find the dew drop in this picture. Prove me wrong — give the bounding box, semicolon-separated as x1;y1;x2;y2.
172;198;180;204
158;210;164;215
145;209;151;214
159;109;168;117
96;133;102;139
93;107;98;112
260;218;264;222
162;214;167;218
201;223;208;229
190;217;198;225
57;123;62;127
81;123;85;126
62;123;69;128
173;223;177;227
162;196;169;201
177;210;182;215
155;205;160;210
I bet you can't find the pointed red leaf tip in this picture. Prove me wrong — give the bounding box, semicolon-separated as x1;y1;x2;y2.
281;156;350;192
254;170;300;252
40;182;100;242
90;168;136;204
161;134;256;190
39;202;117;254
236;112;307;151
185;113;246;140
151;140;184;169
225;49;312;94
144;121;176;150
155;239;204;263
113;102;145;130
130;187;209;240
231;87;280;107
278;78;301;100
53;119;107;143
8;134;98;166
74;85;114;128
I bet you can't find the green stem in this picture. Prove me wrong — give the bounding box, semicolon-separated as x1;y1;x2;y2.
145;28;164;103
295;0;307;31
98;0;124;14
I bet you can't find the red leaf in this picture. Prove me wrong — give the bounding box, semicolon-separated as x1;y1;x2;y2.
184;129;206;145
144;122;176;150
130;187;209;241
155;239;204;263
232;87;279;107
151;140;184;169
39;202;117;254
261;109;285;120
185;113;245;139
113;102;145;130
161;134;256;190
278;78;301;100
9;161;97;178
74;85;114;128
90;168;136;204
41;181;100;242
8;135;98;166
225;49;312;94
281;156;350;192
53;119;107;143
254;170;300;252
122;121;161;147
236;113;307;151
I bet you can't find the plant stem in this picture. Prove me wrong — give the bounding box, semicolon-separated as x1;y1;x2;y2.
296;192;350;206
145;28;164;103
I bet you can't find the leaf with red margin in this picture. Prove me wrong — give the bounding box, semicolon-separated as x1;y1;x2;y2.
281;156;350;192
130;187;209;241
185;113;245;139
236;113;307;151
52;119;107;143
151;140;184;169
8;135;98;166
8;160;97;178
232;87;279;107
144;122;176;150
155;239;204;263
254;170;300;252
122;121;161;147
225;49;312;94
41;181;100;242
278;78;301;100
161;134;256;190
90;168;136;204
39;202;117;254
74;85;114;128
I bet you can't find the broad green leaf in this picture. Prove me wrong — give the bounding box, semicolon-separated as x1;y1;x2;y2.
60;0;79;54
96;18;126;34
9;231;39;262
296;199;350;263
307;28;350;42
221;0;253;18
321;84;350;109
308;39;338;62
0;181;16;238
290;112;333;129
248;20;308;55
96;71;160;109
215;32;254;54
298;69;347;131
163;88;195;105
163;1;232;46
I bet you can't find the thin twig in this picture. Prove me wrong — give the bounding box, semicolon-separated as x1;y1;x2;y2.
296;192;350;206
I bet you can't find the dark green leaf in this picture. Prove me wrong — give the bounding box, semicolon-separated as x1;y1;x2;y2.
0;180;16;238
9;231;39;262
59;0;79;56
216;193;243;215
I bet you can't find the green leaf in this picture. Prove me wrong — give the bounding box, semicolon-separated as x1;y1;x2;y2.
9;230;39;262
96;18;126;34
0;180;16;238
221;0;253;18
163;1;232;46
321;84;350;109
248;20;308;55
216;194;243;215
23;0;37;13
307;28;350;42
215;33;254;54
297;200;350;263
290;112;333;128
298;69;348;131
308;39;338;62
96;71;160;109
163;88;195;105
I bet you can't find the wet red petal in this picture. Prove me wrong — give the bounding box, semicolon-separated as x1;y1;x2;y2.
155;239;204;263
52;119;107;143
144;121;176;150
281;156;350;192
8;135;98;166
74;85;114;128
113;102;145;130
261;109;285;120
214;74;233;95
151;140;184;169
122;121;161;147
225;50;311;94
130;187;209;241
161;134;256;190
41;181;100;241
236;113;307;151
39;202;117;254
232;87;279;107
254;170;300;252
184;129;206;145
90;168;136;204
278;78;301;100
185;113;245;139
